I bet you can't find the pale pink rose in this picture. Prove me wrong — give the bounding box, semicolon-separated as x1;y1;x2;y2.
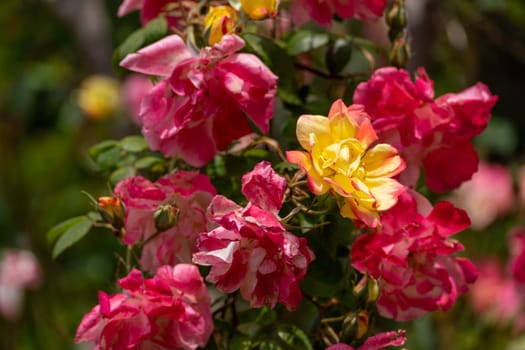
120;34;278;167
0;249;41;320
354;67;497;192
290;0;387;27
75;264;213;350
114;171;215;272
448;163;514;230
193;162;314;310
351;193;477;321
118;0;195;30
468;259;522;324
121;74;154;124
326;329;406;350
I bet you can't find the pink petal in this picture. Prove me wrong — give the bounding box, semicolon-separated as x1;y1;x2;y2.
120;35;192;77
241;161;287;214
117;0;144;17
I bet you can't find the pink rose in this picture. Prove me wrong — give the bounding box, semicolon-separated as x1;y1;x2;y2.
290;0;387;27
75;264;213;350
468;259;522;324
193;161;315;310
120;34;278;167
448;162;514;230
114;171;215;272
121;74;154;124
354;67;497;192
351;193;477;321
0;249;41;320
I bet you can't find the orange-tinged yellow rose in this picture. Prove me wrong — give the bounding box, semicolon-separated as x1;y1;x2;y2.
204;6;239;45
286;99;406;227
240;0;279;20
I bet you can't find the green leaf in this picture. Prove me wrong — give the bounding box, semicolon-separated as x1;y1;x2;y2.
230;337;256;350
134;156;165;169
120;135;149;153
52;217;92;259
286;30;330;56
109;166;135;187
259;341;282;350
112;17;169;73
88;140;118;159
95;147;123;171
277;324;313;350
47;216;90;244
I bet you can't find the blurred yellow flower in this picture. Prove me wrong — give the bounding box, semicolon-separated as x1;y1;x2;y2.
286;99;406;227
204;6;239;45
78;75;120;120
240;0;279;20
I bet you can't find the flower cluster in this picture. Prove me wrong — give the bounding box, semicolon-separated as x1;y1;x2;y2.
193;161;315;310
75;264;213;350
66;0;502;349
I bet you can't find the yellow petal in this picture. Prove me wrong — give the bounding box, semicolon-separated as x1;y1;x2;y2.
362;144;405;178
240;0;279;20
286;151;329;194
204;6;238;45
296;114;331;151
329;113;357;141
365;177;406;211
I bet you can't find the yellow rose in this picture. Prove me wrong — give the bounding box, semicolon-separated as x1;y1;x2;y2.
78;75;120;120
204;6;239;45
240;0;279;20
286;99;406;227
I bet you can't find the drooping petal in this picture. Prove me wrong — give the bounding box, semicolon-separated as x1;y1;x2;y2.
120;35;192;77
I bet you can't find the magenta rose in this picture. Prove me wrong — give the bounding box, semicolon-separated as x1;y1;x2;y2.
75;264;213;350
120;34;278;167
193;161;315;310
351;193;478;321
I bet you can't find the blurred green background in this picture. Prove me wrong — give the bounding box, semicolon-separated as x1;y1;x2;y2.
0;0;524;349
